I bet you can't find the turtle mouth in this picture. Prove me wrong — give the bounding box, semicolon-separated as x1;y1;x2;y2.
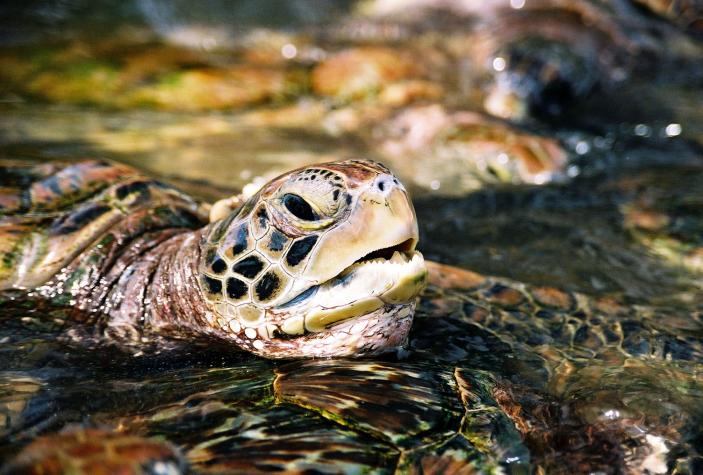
275;238;426;336
349;238;417;265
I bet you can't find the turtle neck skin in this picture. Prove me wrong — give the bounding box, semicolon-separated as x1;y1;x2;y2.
93;226;218;341
144;229;215;337
39;204;215;342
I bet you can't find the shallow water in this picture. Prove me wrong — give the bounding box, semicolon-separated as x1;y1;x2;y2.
1;1;703;473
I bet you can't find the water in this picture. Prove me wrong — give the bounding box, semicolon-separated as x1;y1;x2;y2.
1;1;703;473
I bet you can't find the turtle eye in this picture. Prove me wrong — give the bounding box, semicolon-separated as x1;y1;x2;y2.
282;193;317;221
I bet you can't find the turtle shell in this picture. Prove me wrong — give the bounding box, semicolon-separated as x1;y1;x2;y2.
2;427;186;475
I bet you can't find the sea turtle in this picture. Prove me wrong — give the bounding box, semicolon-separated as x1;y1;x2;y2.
353;0;703;122
631;0;703;34
0;158;427;359
1;158;702;474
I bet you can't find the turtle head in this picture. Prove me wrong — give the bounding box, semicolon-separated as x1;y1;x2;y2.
198;159;426;358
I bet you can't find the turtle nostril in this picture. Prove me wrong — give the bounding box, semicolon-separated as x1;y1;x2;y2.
374;174;402;194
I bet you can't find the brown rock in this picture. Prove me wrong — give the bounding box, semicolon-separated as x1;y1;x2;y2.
312;47;422;100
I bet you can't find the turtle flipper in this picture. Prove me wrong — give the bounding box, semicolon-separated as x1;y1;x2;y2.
0;159;203;291
208;193;248;223
0;160;136;290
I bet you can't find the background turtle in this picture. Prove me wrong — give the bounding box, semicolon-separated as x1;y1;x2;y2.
1;158;702;474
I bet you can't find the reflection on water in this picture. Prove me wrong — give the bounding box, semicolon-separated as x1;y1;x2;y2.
1;0;703;473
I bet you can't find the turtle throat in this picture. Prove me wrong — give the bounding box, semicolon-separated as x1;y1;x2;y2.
145;230;214;336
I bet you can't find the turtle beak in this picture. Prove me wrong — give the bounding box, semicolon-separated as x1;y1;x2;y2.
301;173;419;284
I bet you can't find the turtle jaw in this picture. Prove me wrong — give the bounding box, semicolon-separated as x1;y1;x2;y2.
252;303;417;359
293;303;418;358
253;248;426;359
299;249;427;333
